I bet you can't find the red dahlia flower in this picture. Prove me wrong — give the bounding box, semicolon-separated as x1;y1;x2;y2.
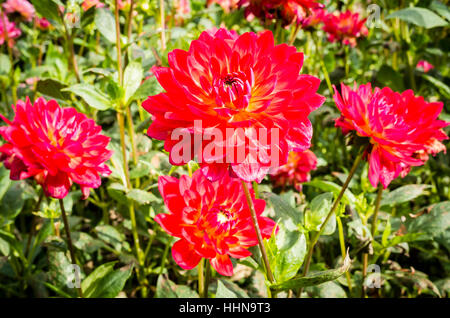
323;10;368;47
142;28;324;183
0;13;21;47
301;7;326;29
333;83;449;189
0;97;113;199
239;0;324;26
155;170;277;276
271;149;317;191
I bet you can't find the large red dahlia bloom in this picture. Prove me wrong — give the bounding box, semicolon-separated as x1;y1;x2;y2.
0;97;113;199
271;149;317;191
322;10;368;47
334;83;449;189
155;170;276;276
142;28;324;183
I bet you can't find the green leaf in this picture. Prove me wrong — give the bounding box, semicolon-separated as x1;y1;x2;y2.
304;180;356;206
376;65;405;92
216;280;237;298
430;1;450;22
31;0;61;25
36;79;70;100
124;62;143;105
215;280;249;298
305;192;336;235
155;275;199;298
408;201;450;239
82;262;116;297
133;76;164;100
261;192;302;226
305;281;347;298
386;7;448;29
63;83;113;110
267;223;307;283
270;252;351;291
422;75;450;99
0;182;26;221
380;184;430;206
82;261;133;298
0;54;11;74
95;8;116;43
95;225;129;252
126;189;160;205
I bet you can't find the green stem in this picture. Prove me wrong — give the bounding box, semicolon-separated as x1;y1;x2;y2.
198;258;205;298
241;181;275;286
337;216;352;293
312;33;333;94
362;184;383;296
59;199;83;298
0;9;17;103
159;0;166;51
159;237;171;274
298;148;365;297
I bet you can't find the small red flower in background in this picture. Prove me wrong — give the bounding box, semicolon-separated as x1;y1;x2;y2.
323;10;368;47
82;0;105;11
2;0;35;22
155;170;276;276
271;150;317;191
239;0;324;26
142;28;324;183
416;60;434;73
333;83;449;189
301;7;326;29
0;13;21;47
34;16;51;30
0;97;113;199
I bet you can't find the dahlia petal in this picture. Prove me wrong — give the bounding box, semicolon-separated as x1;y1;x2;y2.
43;171;71;199
210;254;234;276
172;239;202;270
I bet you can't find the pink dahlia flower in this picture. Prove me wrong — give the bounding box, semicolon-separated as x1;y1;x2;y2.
155;170;276;276
0;13;21;47
3;0;35;22
142;28;325;183
82;0;105;11
0;98;113;199
271;149;317;191
333;83;449;189
416;60;434;73
323;10;368;47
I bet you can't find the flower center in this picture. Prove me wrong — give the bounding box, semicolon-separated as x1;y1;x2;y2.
213;71;251;113
217;210;231;224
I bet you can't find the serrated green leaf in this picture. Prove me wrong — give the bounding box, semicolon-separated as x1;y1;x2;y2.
126;189;160;205
63;83;113;110
270;253;351;291
31;0;61;25
381;184;430;206
306;192;335;235
124;62;143;104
